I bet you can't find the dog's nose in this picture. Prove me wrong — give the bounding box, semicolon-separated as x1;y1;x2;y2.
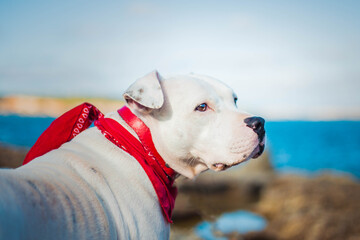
244;117;265;137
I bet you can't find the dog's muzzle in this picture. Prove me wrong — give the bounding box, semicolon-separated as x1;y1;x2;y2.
244;116;266;158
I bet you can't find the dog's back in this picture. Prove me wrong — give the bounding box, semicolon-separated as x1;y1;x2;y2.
0;126;170;240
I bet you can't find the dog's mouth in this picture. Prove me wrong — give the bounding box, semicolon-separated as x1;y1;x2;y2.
212;139;265;171
252;139;265;159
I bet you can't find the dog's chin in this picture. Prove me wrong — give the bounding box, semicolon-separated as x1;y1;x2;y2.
210;141;265;172
210;155;250;172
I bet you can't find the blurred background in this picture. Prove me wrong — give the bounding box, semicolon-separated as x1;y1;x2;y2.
1;1;359;239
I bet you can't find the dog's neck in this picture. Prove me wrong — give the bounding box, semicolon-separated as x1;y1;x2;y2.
105;111;140;141
94;107;177;223
134;112;209;179
107;108;207;179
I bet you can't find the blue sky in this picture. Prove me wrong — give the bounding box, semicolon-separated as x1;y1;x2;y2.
0;0;359;120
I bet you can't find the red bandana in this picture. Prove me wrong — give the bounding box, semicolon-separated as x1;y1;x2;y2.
23;103;103;165
23;103;177;223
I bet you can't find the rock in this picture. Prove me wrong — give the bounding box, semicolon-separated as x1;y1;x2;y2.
0;144;27;168
170;227;201;240
232;231;278;240
172;152;275;230
256;174;360;240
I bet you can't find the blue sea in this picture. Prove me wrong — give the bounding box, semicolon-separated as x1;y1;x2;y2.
0;115;359;178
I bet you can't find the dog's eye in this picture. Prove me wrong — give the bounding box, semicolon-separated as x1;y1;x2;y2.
234;97;238;105
195;103;208;112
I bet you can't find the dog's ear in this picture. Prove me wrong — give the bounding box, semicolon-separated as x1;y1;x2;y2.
123;70;164;112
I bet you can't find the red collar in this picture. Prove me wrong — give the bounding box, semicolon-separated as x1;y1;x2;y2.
94;107;177;223
23;103;177;223
117;106;176;179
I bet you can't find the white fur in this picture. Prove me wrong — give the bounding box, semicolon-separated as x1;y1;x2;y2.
0;71;261;239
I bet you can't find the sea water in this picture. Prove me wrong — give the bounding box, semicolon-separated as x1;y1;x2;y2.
266;121;360;178
196;211;267;240
0;115;55;147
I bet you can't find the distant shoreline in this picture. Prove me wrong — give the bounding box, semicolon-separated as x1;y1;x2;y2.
1;95;359;121
0;95;124;117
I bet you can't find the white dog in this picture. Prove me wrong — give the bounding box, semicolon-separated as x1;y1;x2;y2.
0;71;265;240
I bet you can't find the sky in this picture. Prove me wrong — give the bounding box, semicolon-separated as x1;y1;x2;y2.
0;0;359;120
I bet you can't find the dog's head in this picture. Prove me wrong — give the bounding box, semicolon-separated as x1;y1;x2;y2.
124;71;265;179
